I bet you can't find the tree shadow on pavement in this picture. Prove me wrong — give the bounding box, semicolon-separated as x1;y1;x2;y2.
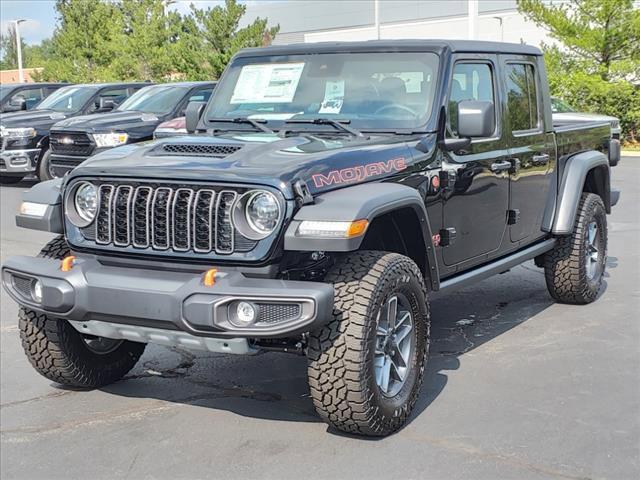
99;262;611;436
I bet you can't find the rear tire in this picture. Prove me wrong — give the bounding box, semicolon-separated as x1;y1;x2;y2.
544;192;607;304
18;236;146;388
307;251;430;436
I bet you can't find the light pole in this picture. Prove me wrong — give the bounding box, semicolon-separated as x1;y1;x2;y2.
11;19;26;83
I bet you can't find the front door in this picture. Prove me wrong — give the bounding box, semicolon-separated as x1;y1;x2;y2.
502;57;555;244
442;56;510;268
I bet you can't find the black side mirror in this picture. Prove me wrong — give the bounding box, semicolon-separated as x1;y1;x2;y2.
9;96;27;111
185;101;207;133
98;97;116;111
457;100;495;138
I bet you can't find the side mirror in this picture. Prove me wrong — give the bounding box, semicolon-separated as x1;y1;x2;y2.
185;101;207;133
98;97;116;111
457;100;495;138
9;96;27;111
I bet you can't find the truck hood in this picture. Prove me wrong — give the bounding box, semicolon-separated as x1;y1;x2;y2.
69;132;428;199
53;110;169;141
0;109;69;132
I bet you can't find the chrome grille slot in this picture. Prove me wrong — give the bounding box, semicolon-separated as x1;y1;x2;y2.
171;188;194;251
215;191;237;254
132;187;152;248
82;181;261;256
151;188;173;250
193;190;215;252
96;185;114;244
113;186;133;246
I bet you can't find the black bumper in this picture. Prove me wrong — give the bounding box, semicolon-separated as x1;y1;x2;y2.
2;256;334;338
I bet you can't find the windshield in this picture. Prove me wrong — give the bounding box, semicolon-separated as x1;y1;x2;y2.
35;86;96;113
118;85;187;114
205;52;440;131
551;97;575;113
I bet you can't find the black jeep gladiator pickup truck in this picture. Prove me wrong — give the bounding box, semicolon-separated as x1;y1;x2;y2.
2;40;621;437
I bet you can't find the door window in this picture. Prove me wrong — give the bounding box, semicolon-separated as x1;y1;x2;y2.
12;88;43;109
505;63;540;132
448;63;495;137
188;88;213;103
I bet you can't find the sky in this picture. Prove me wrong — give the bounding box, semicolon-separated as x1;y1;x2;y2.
0;0;232;45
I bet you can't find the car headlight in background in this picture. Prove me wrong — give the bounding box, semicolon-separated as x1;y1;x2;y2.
92;132;128;148
0;126;36;138
65;181;97;227
232;190;281;240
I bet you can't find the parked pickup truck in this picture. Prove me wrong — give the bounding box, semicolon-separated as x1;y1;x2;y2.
0;82;149;184
2;40;621;437
1;83;68;113
47;82;216;179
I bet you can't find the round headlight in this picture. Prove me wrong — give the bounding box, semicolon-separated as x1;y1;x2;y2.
74;182;98;223
246;191;280;235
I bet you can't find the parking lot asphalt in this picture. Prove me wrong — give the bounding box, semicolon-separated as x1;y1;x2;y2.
1;159;639;480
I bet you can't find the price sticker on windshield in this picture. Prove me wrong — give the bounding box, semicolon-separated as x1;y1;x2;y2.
231;62;305;104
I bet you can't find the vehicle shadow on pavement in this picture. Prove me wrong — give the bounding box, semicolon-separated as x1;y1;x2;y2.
98;263;603;436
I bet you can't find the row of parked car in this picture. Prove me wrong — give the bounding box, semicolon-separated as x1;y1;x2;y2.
0;81;214;184
1;79;620;185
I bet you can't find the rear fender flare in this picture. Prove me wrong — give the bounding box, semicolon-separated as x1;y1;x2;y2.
284;183;439;290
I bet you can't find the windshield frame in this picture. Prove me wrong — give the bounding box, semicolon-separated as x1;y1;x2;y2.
116;85;189;115
202;50;442;134
34;85;97;113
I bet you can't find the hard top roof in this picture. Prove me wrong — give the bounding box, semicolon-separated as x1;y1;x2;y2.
235;39;542;58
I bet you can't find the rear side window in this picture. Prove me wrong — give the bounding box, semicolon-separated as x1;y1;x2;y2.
506;63;540;132
448;63;495;137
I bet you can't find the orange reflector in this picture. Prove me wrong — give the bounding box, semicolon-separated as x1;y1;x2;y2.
347;219;369;238
60;256;76;272
203;268;218;287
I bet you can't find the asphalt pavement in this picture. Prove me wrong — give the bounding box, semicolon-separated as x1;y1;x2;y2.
1;159;639;480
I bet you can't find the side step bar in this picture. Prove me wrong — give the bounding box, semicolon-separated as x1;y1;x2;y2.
436;238;556;295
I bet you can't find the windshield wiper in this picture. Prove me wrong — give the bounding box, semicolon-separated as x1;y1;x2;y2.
284;118;364;137
208;117;274;134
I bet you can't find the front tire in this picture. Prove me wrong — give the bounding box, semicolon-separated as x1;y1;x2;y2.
307;251;430;436
37;149;56;181
18;236;146;388
544;192;607;304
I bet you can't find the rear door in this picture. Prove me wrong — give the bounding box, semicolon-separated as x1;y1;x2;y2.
502;57;555;244
441;55;510;268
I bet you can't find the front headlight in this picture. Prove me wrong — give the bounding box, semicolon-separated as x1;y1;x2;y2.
1;127;36;138
232;190;281;240
65;181;97;227
92;132;128;148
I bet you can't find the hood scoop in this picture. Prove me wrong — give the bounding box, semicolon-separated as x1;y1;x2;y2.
155;143;243;158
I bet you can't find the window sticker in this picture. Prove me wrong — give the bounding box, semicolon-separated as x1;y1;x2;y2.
318;80;345;114
230;62;305;104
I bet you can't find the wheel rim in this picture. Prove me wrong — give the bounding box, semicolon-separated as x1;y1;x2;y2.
81;335;123;355
374;293;414;397
585;221;600;280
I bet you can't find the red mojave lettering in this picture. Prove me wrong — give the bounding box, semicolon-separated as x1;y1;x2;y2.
312;157;407;188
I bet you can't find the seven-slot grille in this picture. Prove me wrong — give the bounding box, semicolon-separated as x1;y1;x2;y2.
50;132;95;156
92;182;249;255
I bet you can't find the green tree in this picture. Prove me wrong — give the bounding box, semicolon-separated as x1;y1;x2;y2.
518;0;640;143
182;0;279;80
0;23;25;70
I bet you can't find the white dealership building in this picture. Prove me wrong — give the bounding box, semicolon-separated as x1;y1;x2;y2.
242;0;554;47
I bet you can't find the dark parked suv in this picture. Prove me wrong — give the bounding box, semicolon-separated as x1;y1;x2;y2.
47;81;215;178
1;83;68;113
3;40;621;437
0;82;149;184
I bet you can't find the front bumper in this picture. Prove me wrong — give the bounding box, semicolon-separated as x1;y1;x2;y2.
0;148;40;174
2;255;334;344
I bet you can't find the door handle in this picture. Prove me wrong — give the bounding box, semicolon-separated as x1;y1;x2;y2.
490;160;512;173
532;153;550;165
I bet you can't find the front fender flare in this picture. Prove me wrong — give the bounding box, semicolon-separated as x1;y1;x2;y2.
15;178;64;233
552;150;610;235
284;183;439;289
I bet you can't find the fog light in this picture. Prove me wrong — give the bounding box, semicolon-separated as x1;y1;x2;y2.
231;301;257;327
32;280;43;303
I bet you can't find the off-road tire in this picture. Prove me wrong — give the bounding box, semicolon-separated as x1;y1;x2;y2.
0;175;24;185
307;251;430;436
37;149;55;181
18;236;146;388
544;192;607;304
